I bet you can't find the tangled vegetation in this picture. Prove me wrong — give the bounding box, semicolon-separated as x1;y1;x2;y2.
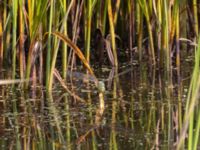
0;0;199;149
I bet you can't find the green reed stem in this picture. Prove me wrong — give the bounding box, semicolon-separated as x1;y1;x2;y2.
47;0;74;91
108;0;118;67
139;0;155;64
85;0;92;62
136;1;143;62
178;37;200;149
62;0;68;79
46;0;54;88
28;0;32;37
24;1;46;88
156;0;162;66
161;1;170;71
149;0;153;15
19;0;25;79
193;0;198;37
188;36;200;150
0;8;3;61
47;46;57;91
2;0;7;60
12;0;18;80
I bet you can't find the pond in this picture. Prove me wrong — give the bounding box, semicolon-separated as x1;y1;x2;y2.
0;57;196;150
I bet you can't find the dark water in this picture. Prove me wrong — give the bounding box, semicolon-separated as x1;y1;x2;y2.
0;58;197;150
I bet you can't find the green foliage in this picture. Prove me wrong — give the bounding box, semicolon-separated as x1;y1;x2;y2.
0;2;200;148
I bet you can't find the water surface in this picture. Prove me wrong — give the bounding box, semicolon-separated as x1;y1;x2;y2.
0;59;196;150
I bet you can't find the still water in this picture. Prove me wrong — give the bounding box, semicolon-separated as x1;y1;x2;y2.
0;59;196;149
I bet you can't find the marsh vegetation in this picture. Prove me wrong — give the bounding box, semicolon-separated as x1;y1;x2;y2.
0;0;200;149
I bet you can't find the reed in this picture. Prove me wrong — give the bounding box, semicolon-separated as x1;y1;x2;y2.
25;0;48;88
12;0;18;81
175;1;180;73
62;0;68;79
177;37;200;149
136;1;143;62
108;0;118;67
85;0;92;62
193;0;198;38
46;0;54;88
156;0;162;65
18;0;25;79
113;0;120;26
4;0;11;61
0;6;3;62
0;0;197;87
0;2;199;147
139;0;156;64
161;0;170;71
46;32;96;91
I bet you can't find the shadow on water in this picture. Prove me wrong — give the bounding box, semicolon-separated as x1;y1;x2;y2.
0;59;198;150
